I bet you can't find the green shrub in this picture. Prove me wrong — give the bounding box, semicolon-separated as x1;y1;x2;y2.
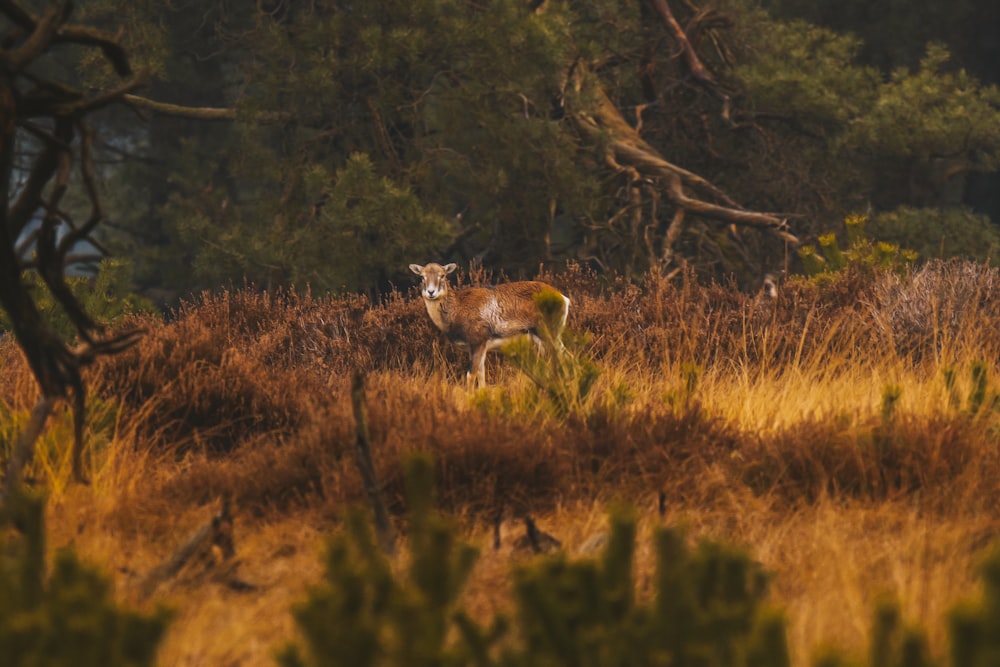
799;214;918;281
277;455;479;667
281;456;783;667
0;258;154;341
0;491;170;667
942;362;1000;419
501;289;600;417
868;207;1000;263
283;453;1000;667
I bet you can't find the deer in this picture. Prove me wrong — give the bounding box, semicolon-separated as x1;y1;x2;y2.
409;262;570;387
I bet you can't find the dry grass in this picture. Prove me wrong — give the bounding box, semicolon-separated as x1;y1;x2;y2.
3;259;1000;665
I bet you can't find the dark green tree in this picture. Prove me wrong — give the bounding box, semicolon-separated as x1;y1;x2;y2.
83;0;799;292
43;0;1000;294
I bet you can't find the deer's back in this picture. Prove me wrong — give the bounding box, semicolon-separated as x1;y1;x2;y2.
449;281;560;343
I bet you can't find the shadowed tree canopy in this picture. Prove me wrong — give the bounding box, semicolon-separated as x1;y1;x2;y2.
76;0;811;292
4;0;1000;300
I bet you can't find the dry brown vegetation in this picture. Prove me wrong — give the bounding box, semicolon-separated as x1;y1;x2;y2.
3;259;1000;665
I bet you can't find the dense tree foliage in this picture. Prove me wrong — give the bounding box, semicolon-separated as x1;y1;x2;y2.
8;0;1000;298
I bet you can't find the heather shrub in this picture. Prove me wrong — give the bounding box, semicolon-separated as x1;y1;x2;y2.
738;405;995;507
868;260;1000;359
5;258;1000;520
97;329;312;455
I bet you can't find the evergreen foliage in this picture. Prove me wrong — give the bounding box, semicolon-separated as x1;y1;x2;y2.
950;550;1000;667
760;0;991;76
0;491;170;667
283;456;1000;667
501;289;600;417
277;455;480;667
282;455;784;667
735;20;880;131
150;0;590;291
798;215;919;280
868;207;1000;263
942;362;1000;418
0;259;154;341
43;1;1000;293
735;25;1000;220
842;44;1000;167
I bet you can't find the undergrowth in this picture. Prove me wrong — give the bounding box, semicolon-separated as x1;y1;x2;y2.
1;259;1000;522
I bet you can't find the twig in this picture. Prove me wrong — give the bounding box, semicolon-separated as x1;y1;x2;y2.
351;371;397;555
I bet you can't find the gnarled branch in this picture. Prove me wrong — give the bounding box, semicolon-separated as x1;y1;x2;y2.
568;66;798;245
0;1;145;491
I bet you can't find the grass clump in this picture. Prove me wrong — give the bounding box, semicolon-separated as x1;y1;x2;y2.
0;396;118;496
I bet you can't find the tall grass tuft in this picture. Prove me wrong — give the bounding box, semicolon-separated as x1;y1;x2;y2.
501;288;600;417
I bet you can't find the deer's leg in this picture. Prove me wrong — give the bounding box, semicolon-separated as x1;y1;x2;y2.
550;295;570;356
469;344;489;388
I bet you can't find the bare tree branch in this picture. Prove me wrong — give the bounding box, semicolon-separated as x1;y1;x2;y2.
123;94;292;123
7;118;72;237
569;65;798;243
0;0;145;489
351;371;397;555
646;0;715;84
0;0;131;76
58;72;148;116
0;2;67;72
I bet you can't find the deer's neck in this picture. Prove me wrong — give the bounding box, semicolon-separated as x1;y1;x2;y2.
423;294;451;332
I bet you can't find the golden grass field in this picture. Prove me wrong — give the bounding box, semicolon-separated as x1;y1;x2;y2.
3;260;1000;665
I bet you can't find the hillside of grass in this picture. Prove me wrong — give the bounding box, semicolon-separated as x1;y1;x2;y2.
3;259;1000;665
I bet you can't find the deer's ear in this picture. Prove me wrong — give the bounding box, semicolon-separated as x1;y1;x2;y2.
443;263;458;274
409;264;424;275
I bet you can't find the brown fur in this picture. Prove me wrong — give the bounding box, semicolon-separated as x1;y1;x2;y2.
409;262;569;386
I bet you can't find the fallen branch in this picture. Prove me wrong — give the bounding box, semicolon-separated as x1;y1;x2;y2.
138;499;245;600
